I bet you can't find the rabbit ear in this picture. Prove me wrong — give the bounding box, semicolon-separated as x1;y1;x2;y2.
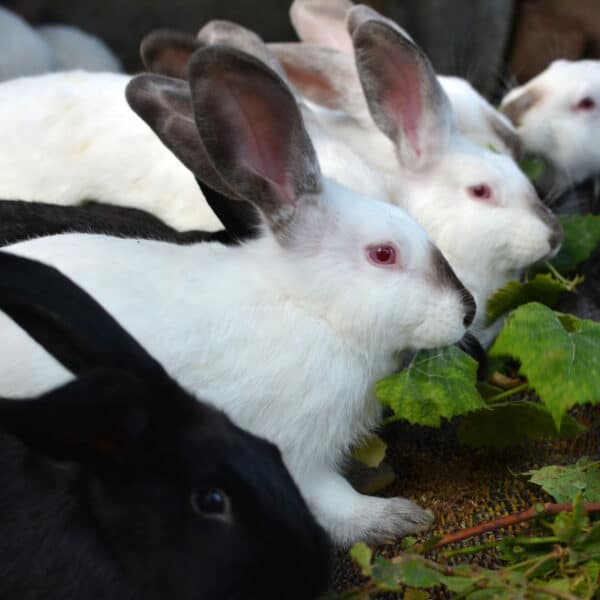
188;45;321;239
289;0;355;54
133;43;261;240
126;73;244;203
140;29;202;79
0;252;165;378
349;4;454;170
270;42;370;121
0;370;151;469
197;20;291;85
486;110;524;159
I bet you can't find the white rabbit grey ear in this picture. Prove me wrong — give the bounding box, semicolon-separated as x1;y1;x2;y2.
197;20;291;85
289;0;355;54
501;89;541;128
188;45;321;238
140;29;202;79
486;110;524;159
125;73;243;202
349;4;454;171
270;42;371;122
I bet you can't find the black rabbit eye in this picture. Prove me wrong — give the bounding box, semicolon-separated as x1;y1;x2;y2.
190;489;231;521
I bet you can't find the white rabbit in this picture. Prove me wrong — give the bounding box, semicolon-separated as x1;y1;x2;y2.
202;11;558;345
37;24;122;72
286;0;522;158
0;6;54;81
501;59;600;194
0;70;220;231
0;44;475;547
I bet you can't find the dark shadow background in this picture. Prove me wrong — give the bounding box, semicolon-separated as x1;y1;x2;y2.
2;1;600;99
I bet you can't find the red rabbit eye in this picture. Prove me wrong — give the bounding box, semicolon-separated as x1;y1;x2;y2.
367;244;398;267
468;184;493;201
576;97;595;111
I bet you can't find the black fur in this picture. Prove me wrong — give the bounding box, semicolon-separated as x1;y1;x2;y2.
0;251;332;600
0;199;238;247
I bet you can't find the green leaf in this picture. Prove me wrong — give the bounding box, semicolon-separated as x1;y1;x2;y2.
457;402;585;449
551;493;588;545
395;559;442;588
519;156;546;182
349;543;372;576
371;557;402;590
550;215;600;275
377;346;486;427
526;458;600;503
352;435;387;468
486;274;572;325
490;303;600;427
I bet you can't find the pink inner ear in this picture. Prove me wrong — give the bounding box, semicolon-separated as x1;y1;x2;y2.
218;73;296;205
292;3;354;54
380;48;423;157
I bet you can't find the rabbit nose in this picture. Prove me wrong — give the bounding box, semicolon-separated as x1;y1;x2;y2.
430;247;476;327
463;291;476;328
548;221;564;254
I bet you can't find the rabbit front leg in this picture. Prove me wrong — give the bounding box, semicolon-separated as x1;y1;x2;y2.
300;464;434;547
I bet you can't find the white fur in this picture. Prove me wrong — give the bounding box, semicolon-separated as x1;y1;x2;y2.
0;71;220;231
37;25;122;73
0;178;470;546
439;76;517;156
289;61;556;345
501;59;600;191
306;105;552;344
0;7;54;82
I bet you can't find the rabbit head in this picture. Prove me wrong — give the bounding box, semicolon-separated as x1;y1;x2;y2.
501;59;600;192
345;6;562;326
0;251;331;600
127;43;475;352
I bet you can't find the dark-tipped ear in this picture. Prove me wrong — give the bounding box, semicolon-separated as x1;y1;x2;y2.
487;110;524;160
500;89;541;128
349;4;454;170
126;73;261;241
0;252;164;378
290;0;355;54
0;370;150;470
188;46;322;239
270;42;370;122
140;29;201;79
197;20;291;85
125;74;242;201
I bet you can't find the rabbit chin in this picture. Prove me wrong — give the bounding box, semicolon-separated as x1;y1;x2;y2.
409;294;468;350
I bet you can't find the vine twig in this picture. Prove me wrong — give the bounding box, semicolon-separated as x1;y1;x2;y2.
432;503;600;550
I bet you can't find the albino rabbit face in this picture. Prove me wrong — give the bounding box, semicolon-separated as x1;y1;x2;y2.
276;178;475;353
501;60;600;189
398;140;562;279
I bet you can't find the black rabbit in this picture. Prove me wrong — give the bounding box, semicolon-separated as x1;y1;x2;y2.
0;250;331;600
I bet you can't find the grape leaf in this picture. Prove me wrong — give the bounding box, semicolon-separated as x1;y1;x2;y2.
350;543;372;576
550;214;600;275
526;458;600;503
376;347;486;427
352;435;387;468
490;303;600;427
457;402;585;449
486;274;570;325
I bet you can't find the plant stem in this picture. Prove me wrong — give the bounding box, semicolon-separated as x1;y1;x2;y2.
432;503;600;550
527;584;580;600
442;541;501;558
523;549;561;578
485;382;529;403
